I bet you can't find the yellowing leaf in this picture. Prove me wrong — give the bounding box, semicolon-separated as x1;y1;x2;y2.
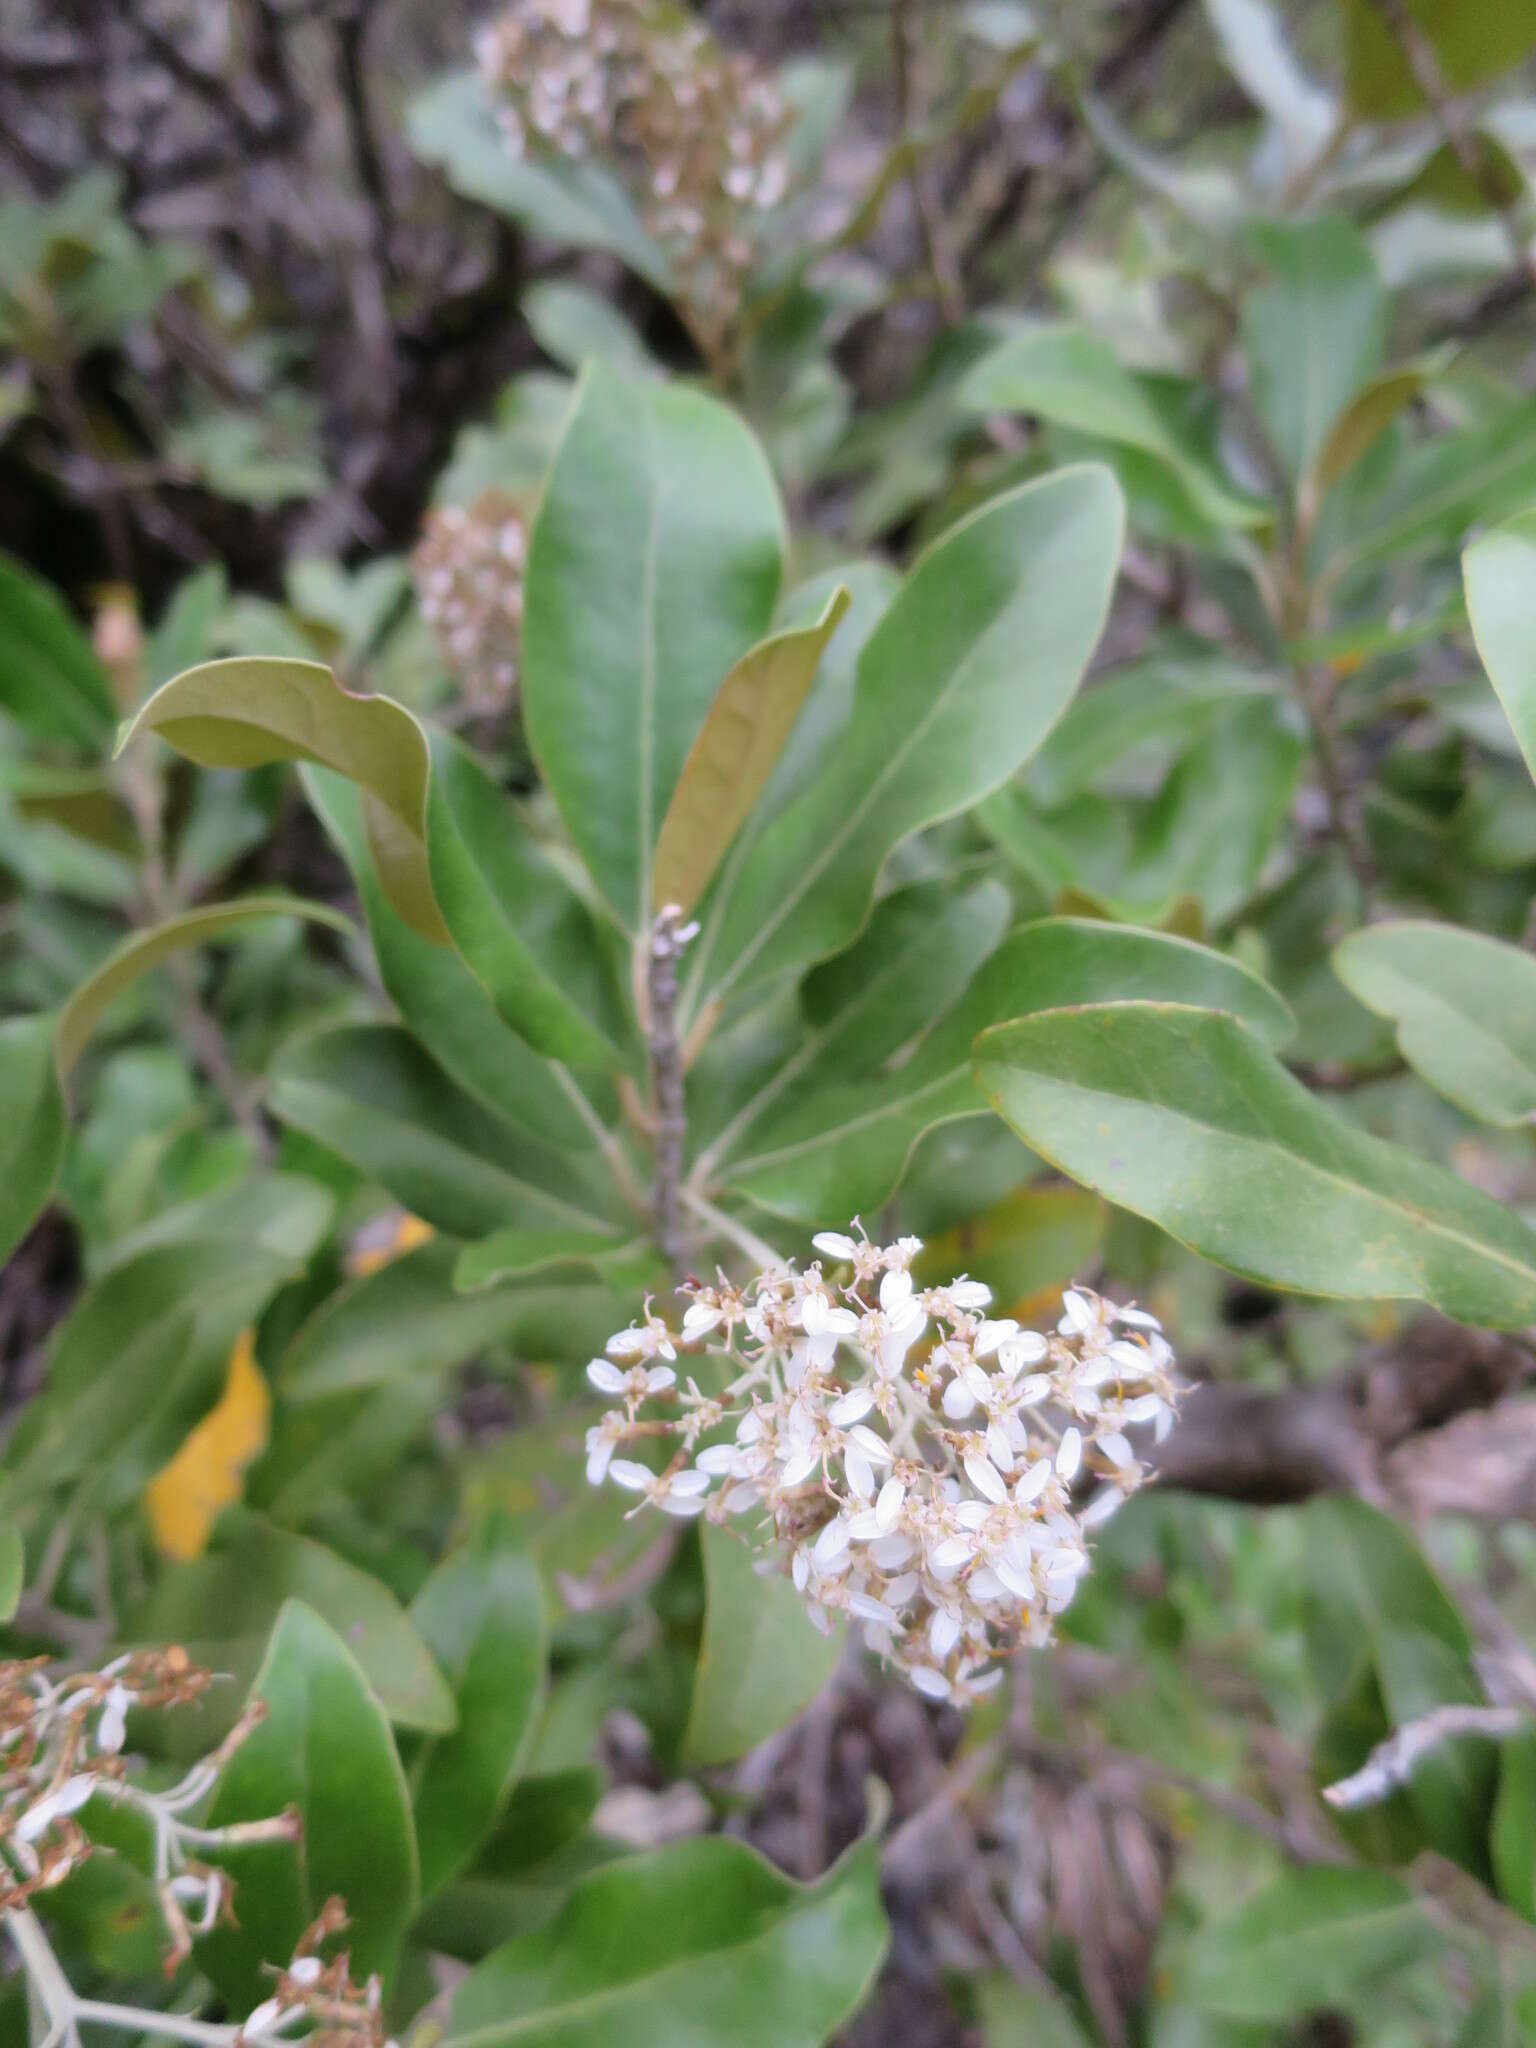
348;1209;436;1277
145;1329;271;1561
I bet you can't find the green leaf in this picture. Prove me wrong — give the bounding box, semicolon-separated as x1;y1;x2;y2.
268;1024;627;1243
55;895;352;1080
652;586;851;918
1177;1866;1430;2021
198;1600;418;2010
1306;351;1457;511
1342;0;1536;119
441;1821;889;2048
976;1972;1093;2048
523;281;659;378
522;365;784;930
723;920;1292;1220
917;1186;1106;1310
407;71;670;291
116;656;446;942
0;550;115;749
697;466;1124;1002
1;1178;332;1508
410;1520;547;1897
1492;1728;1536;1919
959;326;1263;528
685;1524;844;1766
425;738;627;1067
454;1227;656;1293
1242;217;1387;487
0;1518;23;1622
124;1518;456;1735
975;1002;1536;1325
0;1014;65;1263
1346;403;1536;576
278;1239;602;1400
1332;920;1536;1126
1466;509;1536;786
303;765;607;1151
694;876;1010;1174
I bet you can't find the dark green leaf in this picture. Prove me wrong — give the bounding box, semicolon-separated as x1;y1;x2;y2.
685;1524;844;1766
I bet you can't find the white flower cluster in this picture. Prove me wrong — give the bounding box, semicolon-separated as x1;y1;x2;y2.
411;491;528;712
475;0;790;353
586;1226;1179;1705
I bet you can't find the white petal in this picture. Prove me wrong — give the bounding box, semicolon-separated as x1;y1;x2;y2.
658;1492;706;1517
1080;1486;1123;1528
942;1376;976;1420
587;1359;627;1394
1000;1330;1048;1371
813;1516;851;1568
1014;1459;1052;1505
289;1957;323;1987
875;1475;906;1530
682;1302;723;1338
696;1444;738;1475
848;1423;892;1465
1114;1303;1161;1328
779;1443;820;1488
845;1444;874;1499
607;1459;653;1492
974;1318;1017;1358
930;1534;975;1570
812;1232;859;1260
1014;1373;1051;1406
848;1592;902;1629
967;1668;1004;1695
245;2000;284;2037
963;1449;1008;1504
929;1607;962;1658
644;1364;677;1394
949;1280;992;1309
667;1468;711;1497
1098;1430;1134;1470
828;1386;874;1426
1122;1393;1165;1424
1056;1427;1083;1481
968;1566;1006;1602
870;1534;916;1570
1059;1288;1095;1334
792;1547;810;1591
606;1328;645;1356
909;1665;952;1700
879;1269;913;1315
986;1423;1015;1474
995;1555;1035;1599
586;1437;615;1485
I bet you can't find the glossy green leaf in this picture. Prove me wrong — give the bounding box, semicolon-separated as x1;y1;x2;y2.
304;765;606;1151
694;877;1010;1175
55;895;351;1079
117;656;446;940
454;1226;656;1293
441;1821;888;2048
197;1600;417;2010
1466;509;1536;786
960;326;1262;527
1346;402;1536;576
723;920;1290;1220
917;1186;1106;1311
278;1238;600;1400
124;1517;456;1734
976;1972;1093;2048
698;466;1124;1002
410;1521;547;1897
1492;1728;1536;1919
975;1002;1536;1325
1;1178;332;1508
1307;351;1456;508
685;1524;844;1767
1177;1866;1431;2020
1343;0;1536;119
522;365;784;930
0;1518;23;1622
1332;920;1536;1125
0;1013;65;1263
425;738;626;1067
523;280;659;378
652;587;850;917
0;549;115;749
407;71;670;290
268;1024;627;1242
1242;217;1387;485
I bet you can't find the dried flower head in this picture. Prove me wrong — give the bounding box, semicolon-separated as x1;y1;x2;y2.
476;0;791;355
412;490;529;712
0;1648;295;1966
240;1899;394;2048
586;1226;1179;1705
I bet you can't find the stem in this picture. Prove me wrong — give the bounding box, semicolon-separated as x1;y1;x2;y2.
73;2002;237;2045
551;1065;649;1217
681;1188;786;1274
647;907;693;1279
891;0;964;323
1364;0;1536;288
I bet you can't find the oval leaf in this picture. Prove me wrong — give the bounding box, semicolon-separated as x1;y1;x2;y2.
116;656;446;941
522;365;784;931
409;1520;547;1898
1333;919;1536;1126
652;586;850;917
1466;508;1536;787
974;1001;1536;1326
0;1014;65;1264
696;466;1124;1002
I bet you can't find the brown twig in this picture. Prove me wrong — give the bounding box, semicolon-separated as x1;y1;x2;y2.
646;906;694;1279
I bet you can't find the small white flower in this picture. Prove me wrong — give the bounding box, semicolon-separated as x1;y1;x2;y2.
1056;1427;1083;1482
96;1682;131;1756
910;1665;952;1701
682;1301;723;1339
289;1957;323;1987
963;1448;1009;1505
16;1775;94;1844
812;1231;860;1262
